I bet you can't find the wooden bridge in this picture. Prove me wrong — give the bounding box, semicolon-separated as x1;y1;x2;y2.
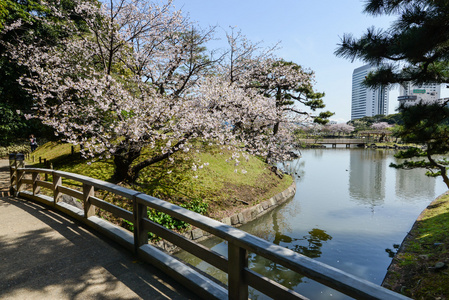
299;138;368;148
2;155;410;299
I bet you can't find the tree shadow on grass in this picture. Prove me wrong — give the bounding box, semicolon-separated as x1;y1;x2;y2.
0;196;194;299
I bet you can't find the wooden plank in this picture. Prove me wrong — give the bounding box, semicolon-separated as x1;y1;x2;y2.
32;172;40;196
228;242;248;300
53;174;62;203
53;170;140;199
21;178;33;185
138;244;228;300
36;180;53;190
16;169;25;192
55;201;85;222
19;168;53;175
142;219;228;273
18;191;54;205
244;269;309;300
89;196;133;222
133;200;148;254
83;183;95;218
57;185;83;200
86;216;134;252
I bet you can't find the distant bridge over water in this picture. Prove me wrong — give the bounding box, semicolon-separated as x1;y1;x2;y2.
299;138;368;148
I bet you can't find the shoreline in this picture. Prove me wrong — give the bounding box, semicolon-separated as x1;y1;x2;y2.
382;190;449;295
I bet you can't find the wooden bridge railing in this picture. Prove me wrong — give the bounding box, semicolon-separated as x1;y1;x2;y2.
9;163;410;300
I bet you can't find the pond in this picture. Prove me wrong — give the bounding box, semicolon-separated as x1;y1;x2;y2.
176;148;447;299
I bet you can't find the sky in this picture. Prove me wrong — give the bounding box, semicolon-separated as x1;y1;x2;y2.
171;0;400;123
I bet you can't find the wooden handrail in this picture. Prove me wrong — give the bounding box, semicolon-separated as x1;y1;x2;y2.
10;166;411;300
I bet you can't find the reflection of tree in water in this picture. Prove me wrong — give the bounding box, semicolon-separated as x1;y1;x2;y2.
248;211;332;291
279;158;305;180
287;228;333;258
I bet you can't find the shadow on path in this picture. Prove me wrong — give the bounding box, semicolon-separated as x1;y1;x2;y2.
0;196;194;300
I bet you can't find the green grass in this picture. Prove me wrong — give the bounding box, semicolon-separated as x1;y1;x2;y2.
383;193;449;298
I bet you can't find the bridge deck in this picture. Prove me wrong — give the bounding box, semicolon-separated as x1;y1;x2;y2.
299;138;368;145
0;158;193;300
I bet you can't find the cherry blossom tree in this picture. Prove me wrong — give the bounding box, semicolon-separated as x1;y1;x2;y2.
2;0;327;182
371;122;392;130
327;123;355;136
371;122;393;142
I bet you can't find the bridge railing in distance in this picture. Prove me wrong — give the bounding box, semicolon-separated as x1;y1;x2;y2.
10;165;411;300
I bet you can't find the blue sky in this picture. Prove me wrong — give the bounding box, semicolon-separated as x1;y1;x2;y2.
171;0;399;122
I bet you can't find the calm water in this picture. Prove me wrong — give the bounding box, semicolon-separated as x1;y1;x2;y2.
176;148;447;299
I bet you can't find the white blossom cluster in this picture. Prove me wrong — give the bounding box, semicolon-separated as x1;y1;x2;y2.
371;122;393;130
327;123;355;135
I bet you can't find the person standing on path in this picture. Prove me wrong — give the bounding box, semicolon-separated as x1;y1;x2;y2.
30;134;38;152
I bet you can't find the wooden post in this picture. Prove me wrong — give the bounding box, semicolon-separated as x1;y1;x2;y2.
32;173;41;196
53;174;62;204
71;145;74;155
228;242;248;300
16;169;24;192
9;154;16;194
15;154;25;193
39;157;42;164
133;196;148;254
83;184;95;218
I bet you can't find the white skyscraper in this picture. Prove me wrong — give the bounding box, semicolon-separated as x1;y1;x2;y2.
351;64;389;120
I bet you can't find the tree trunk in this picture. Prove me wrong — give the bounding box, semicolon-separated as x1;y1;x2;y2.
427;150;449;189
112;147;142;183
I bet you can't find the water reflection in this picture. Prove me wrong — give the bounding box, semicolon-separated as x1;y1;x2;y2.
349;150;387;208
395;167;436;202
175;149;447;299
280;159;305;180
248;210;333;291
248;226;331;289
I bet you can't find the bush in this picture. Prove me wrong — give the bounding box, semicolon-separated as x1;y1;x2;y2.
0;144;31;158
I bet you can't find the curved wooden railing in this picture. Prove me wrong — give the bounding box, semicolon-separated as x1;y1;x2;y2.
9;163;410;300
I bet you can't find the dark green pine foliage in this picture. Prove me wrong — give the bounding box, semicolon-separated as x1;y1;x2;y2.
335;0;449;87
249;60;334;126
390;102;449;188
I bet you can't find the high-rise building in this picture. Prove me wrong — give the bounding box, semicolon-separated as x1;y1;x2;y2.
397;82;442;106
351;64;389;120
